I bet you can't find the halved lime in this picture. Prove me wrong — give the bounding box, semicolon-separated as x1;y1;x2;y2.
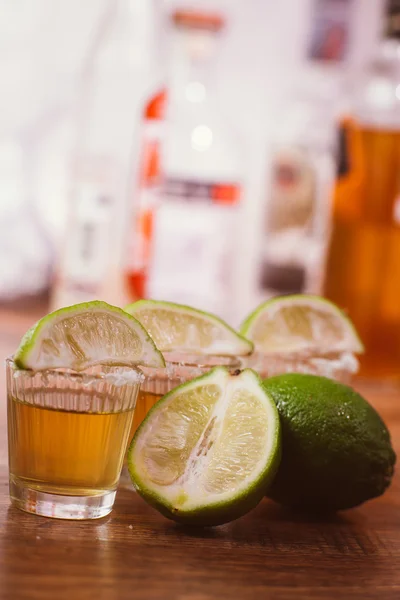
128;367;281;526
124;299;253;356
14;301;165;371
240;295;364;354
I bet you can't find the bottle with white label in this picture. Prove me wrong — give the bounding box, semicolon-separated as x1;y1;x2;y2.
126;8;245;323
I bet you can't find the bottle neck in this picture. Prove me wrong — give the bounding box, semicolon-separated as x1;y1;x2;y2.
374;38;400;77
368;1;400;79
353;39;400;129
168;28;219;103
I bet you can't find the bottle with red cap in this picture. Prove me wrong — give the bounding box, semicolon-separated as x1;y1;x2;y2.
125;5;245;323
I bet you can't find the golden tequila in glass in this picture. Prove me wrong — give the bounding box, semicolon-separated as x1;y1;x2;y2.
7;359;143;519
131;389;163;435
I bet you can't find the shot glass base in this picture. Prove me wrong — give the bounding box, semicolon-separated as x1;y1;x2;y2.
9;477;115;520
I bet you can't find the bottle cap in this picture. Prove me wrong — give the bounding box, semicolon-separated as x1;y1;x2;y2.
171;9;224;32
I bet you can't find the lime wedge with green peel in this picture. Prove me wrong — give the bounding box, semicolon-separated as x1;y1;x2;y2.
14;301;165;371
128;367;281;526
241;295;364;354
124;299;253;356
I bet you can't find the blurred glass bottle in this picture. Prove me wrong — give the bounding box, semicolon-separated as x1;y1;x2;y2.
0;139;52;304
258;73;336;301
0;3;55;306
125;7;245;322
323;0;400;378
51;0;163;309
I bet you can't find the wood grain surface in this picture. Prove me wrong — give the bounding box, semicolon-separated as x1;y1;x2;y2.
0;308;399;600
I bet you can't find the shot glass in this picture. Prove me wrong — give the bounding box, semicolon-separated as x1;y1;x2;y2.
240;350;359;384
6;358;144;520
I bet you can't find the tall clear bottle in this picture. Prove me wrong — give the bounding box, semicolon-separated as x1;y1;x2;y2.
323;0;400;378
51;0;163;309
125;8;245;323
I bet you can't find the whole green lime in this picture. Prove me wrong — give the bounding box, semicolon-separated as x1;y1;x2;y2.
263;373;396;512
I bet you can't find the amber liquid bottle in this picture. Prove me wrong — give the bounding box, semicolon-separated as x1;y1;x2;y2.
323;3;400;378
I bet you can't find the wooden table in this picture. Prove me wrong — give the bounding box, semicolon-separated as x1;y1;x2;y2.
0;308;399;599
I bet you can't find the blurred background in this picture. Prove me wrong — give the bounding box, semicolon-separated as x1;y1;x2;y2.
0;0;399;379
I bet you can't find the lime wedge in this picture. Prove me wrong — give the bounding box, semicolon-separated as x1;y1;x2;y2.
128;367;281;526
124;300;253;356
14;301;165;371
240;295;364;354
